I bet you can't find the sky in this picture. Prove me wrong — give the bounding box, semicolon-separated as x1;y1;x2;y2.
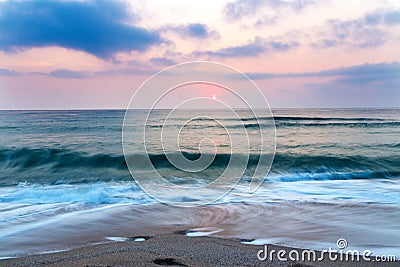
0;0;399;109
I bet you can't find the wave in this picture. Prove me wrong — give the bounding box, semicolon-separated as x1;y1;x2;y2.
272;153;399;172
148;121;400;130
242;121;400;129
1;147;399;171
239;116;389;122
242;116;399;128
1;172;398;206
0;148;246;171
273;116;389;121
1;147;398;181
275;121;400;128
0;147;127;170
266;170;399;183
0;181;147;205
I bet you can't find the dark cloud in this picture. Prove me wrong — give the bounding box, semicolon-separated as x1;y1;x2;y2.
198;37;299;58
0;0;162;59
149;57;178;66
184;23;213;38
224;0;315;21
165;23;219;39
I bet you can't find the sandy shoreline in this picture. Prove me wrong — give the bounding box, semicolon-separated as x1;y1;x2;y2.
1;233;397;267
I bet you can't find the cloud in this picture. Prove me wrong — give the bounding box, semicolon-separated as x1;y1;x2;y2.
198;36;299;58
0;0;162;59
247;62;400;80
164;23;219;39
321;62;400;92
1;67;158;79
313;19;386;49
250;62;400;107
5;62;399;85
224;0;315;21
49;69;88;79
313;9;400;49
365;9;400;26
254;16;278;27
224;0;264;21
318;62;400;79
0;68;19;76
383;10;400;25
249;61;400;101
149;57;178;66
306;62;400;106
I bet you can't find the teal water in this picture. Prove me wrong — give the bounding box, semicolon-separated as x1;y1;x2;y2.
0;109;399;257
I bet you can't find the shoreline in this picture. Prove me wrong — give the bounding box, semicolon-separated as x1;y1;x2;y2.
2;201;400;264
1;233;397;267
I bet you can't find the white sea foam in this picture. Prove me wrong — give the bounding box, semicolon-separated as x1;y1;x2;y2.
185;227;224;237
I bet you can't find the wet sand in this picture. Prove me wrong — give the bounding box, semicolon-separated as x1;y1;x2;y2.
1;233;397;267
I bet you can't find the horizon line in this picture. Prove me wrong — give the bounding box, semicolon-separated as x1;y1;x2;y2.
0;107;399;111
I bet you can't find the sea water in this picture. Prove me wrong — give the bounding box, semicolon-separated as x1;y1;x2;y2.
0;109;399;257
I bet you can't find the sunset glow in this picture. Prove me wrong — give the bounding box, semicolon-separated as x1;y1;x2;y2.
0;0;399;109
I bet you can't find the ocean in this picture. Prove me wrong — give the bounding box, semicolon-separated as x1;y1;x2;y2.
0;108;399;258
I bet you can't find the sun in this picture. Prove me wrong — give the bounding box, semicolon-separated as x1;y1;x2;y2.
212;94;217;100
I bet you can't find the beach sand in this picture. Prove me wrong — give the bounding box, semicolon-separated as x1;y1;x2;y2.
1;233;396;267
